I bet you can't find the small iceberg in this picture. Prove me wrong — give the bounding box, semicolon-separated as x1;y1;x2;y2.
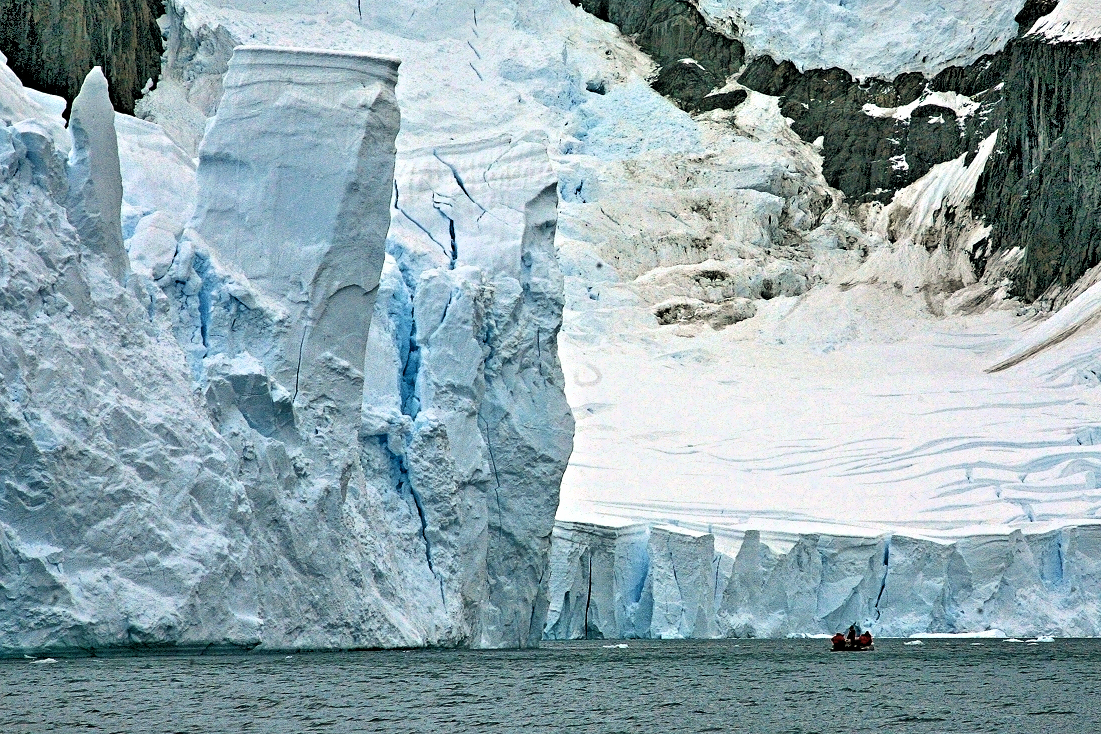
602;643;629;649
903;640;924;646
910;629;1006;639
31;658;58;664
1004;638;1024;643
1028;636;1055;643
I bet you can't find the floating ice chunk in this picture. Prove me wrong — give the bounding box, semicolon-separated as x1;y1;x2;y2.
903;640;924;646
910;630;1008;639
67;67;129;282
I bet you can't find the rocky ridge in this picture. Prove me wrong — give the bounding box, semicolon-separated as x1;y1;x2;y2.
0;0;164;114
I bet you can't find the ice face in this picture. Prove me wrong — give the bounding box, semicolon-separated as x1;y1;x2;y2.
376;135;575;647
545;521;1101;639
192;46;400;435
66;67;129;283
0;41;573;652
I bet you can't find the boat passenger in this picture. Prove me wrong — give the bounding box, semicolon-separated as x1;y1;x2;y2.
858;630;873;648
831;633;846;651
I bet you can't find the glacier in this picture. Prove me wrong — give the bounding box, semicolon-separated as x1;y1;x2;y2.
545;521;1101;639
3;0;1101;649
0;34;572;652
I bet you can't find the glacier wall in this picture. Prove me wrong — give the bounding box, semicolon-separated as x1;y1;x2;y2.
377;135;575;647
190;45;399;441
545;521;1101;639
0;40;572;653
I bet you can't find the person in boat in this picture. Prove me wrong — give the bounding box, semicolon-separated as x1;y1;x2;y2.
858;630;873;649
846;624;858;646
831;632;846;651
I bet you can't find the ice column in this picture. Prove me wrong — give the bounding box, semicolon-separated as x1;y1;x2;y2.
191;46;400;430
67;67;128;282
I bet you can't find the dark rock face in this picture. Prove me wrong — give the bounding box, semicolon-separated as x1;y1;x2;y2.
573;0;1101;304
739;57;1003;204
0;0;164;114
978;36;1101;301
571;0;744;109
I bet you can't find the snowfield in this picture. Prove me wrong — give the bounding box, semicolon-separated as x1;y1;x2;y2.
1030;0;1101;43
698;0;1027;79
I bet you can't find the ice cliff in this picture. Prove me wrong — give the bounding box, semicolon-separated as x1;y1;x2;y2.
546;521;1101;639
0;41;572;653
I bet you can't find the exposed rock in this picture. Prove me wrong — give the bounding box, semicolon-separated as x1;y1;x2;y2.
570;0;744;109
739;57;1000;204
0;0;163;114
979;26;1101;301
653;296;756;329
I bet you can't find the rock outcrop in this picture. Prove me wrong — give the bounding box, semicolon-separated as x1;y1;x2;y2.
574;0;1101;304
979;13;1101;301
0;0;163;114
570;0;745;110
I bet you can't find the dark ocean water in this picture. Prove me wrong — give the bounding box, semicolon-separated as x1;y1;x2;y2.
2;638;1099;733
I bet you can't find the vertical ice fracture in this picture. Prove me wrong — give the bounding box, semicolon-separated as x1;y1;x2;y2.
191;46;401;432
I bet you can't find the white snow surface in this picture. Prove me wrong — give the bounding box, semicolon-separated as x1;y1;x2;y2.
1030;0;1101;43
697;0;1027;79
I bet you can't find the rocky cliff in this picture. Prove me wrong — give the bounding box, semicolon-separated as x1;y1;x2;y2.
979;16;1101;301
0;0;164;114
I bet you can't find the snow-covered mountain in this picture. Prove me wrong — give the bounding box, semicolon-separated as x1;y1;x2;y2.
2;0;1101;649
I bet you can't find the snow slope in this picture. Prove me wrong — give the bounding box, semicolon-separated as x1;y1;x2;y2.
1030;0;1101;43
698;0;1027;79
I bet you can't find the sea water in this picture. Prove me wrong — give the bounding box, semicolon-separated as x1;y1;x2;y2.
3;639;1099;733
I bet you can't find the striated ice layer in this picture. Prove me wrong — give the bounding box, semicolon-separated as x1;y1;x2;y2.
545;520;1101;639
